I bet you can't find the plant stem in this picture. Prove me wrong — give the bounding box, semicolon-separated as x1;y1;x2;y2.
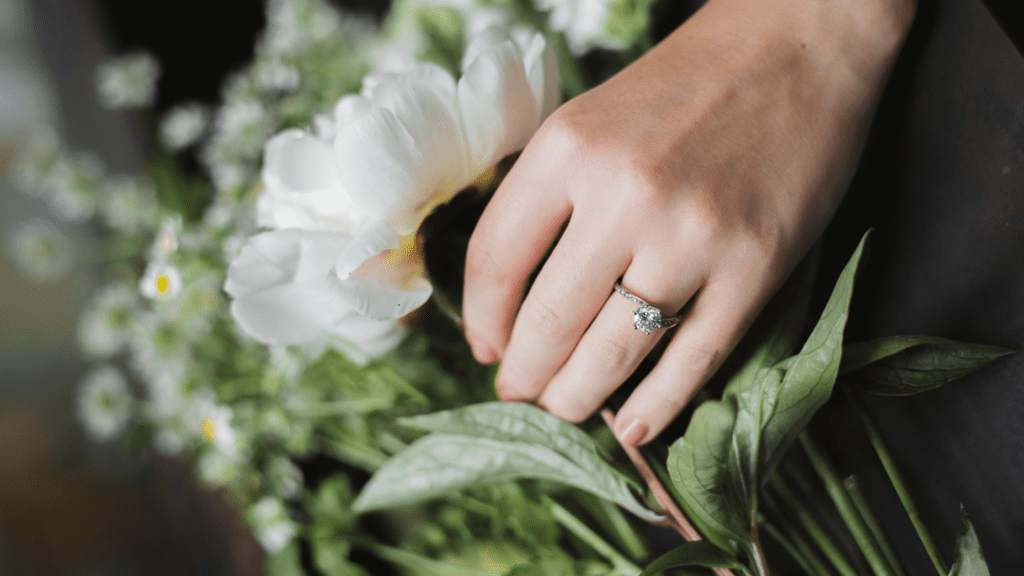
846;392;950;576
844;475;907;576
799;432;894;576
760;520;816;576
355;538;495;576
542;495;642;575
767;475;857;576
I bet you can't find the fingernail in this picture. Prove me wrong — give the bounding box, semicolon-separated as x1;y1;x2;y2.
616;418;648;447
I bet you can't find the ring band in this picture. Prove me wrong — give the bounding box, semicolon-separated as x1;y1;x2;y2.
613;283;682;334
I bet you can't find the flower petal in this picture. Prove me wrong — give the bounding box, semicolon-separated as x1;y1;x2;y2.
335;221;401;279
334;107;429;223
329;273;431;321
257;130;368;232
226;229;356;345
520;32;561;121
458;37;539;176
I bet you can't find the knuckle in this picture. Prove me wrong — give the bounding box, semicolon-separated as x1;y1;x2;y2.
676;345;723;379
521;296;574;342
494;373;533;402
465;235;510;285
537;105;591;158
591;332;640;374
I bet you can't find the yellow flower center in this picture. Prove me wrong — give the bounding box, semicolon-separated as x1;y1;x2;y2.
155;273;170;295
201;417;216;442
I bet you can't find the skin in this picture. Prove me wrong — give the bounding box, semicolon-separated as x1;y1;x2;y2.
462;0;917;445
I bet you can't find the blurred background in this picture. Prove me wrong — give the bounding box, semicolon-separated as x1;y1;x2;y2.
1;0;1022;575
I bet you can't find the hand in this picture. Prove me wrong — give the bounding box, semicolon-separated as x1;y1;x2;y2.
462;0;915;445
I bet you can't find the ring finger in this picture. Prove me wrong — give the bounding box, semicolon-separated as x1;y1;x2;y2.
536;257;705;425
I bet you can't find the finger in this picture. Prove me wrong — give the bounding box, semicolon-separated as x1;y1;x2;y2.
536;259;704;423
463;142;572;363
494;215;632;403
612;268;775;446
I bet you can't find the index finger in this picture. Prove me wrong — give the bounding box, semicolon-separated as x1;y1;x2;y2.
462;137;572;363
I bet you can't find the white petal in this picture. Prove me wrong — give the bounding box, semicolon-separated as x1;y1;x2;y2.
328;313;406;357
258;130;366;232
458;39;539;176
520;32;561;121
333;94;372;125
329;274;432;321
461;27;514;72
333;107;429;223
225;230;357;345
335;221;400;278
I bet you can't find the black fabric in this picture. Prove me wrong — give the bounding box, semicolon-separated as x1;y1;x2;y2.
819;0;1024;572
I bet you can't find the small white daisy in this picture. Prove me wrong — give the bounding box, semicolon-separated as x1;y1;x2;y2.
76;365;133;440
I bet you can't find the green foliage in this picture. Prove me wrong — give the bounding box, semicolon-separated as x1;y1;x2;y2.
669;231;868;571
840;335;1013;395
949;509;990;576
638;541;745;576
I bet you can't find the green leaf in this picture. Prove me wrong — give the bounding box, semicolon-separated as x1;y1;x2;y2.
840;336;1013;396
949;508;990;576
312;537;366;576
723;232;867;528
667;397;748;552
400;402;613;466
265;543;304;576
354;433;660;521
757;230;869;479
639;541;745;576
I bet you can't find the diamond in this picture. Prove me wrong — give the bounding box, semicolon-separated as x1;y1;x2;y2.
633;305;662;334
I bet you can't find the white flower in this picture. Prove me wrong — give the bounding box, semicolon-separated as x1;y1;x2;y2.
76;365;133;440
267;456;304;499
193;394;238;455
94;52;161;110
151;217;182;259
247;497;297;553
254;58;301;92
153;428;186;456
77;283;139;358
42;152;104;221
226;27;559;351
535;0;625;54
140;260;183;301
159;102;210;151
197;449;241;487
210;98;274;160
5;218;73;281
258;0;344;56
99;175;160;233
129;312;192;382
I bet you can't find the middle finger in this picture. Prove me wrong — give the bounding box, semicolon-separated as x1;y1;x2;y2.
494;214;631;403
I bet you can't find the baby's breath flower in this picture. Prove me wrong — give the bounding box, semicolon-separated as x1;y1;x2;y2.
94;51;161;110
76;365;133;440
42;152;104;221
247;497;298;553
99;175;160;233
77;283;139;358
210;98;274;160
255;58;301;92
159;102;211;151
129;312;192;382
151;217;182;259
5;218;72;281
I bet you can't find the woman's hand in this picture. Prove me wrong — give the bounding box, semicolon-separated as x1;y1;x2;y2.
462;0;915;445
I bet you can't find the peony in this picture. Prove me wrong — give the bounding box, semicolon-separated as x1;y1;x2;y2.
226;27;559;351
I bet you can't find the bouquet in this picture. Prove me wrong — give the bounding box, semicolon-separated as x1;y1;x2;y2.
4;0;1010;574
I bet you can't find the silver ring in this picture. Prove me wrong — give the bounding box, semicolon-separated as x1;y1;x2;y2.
613;283;682;334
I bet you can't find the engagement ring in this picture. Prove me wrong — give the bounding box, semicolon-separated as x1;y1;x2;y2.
613;283;682;334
